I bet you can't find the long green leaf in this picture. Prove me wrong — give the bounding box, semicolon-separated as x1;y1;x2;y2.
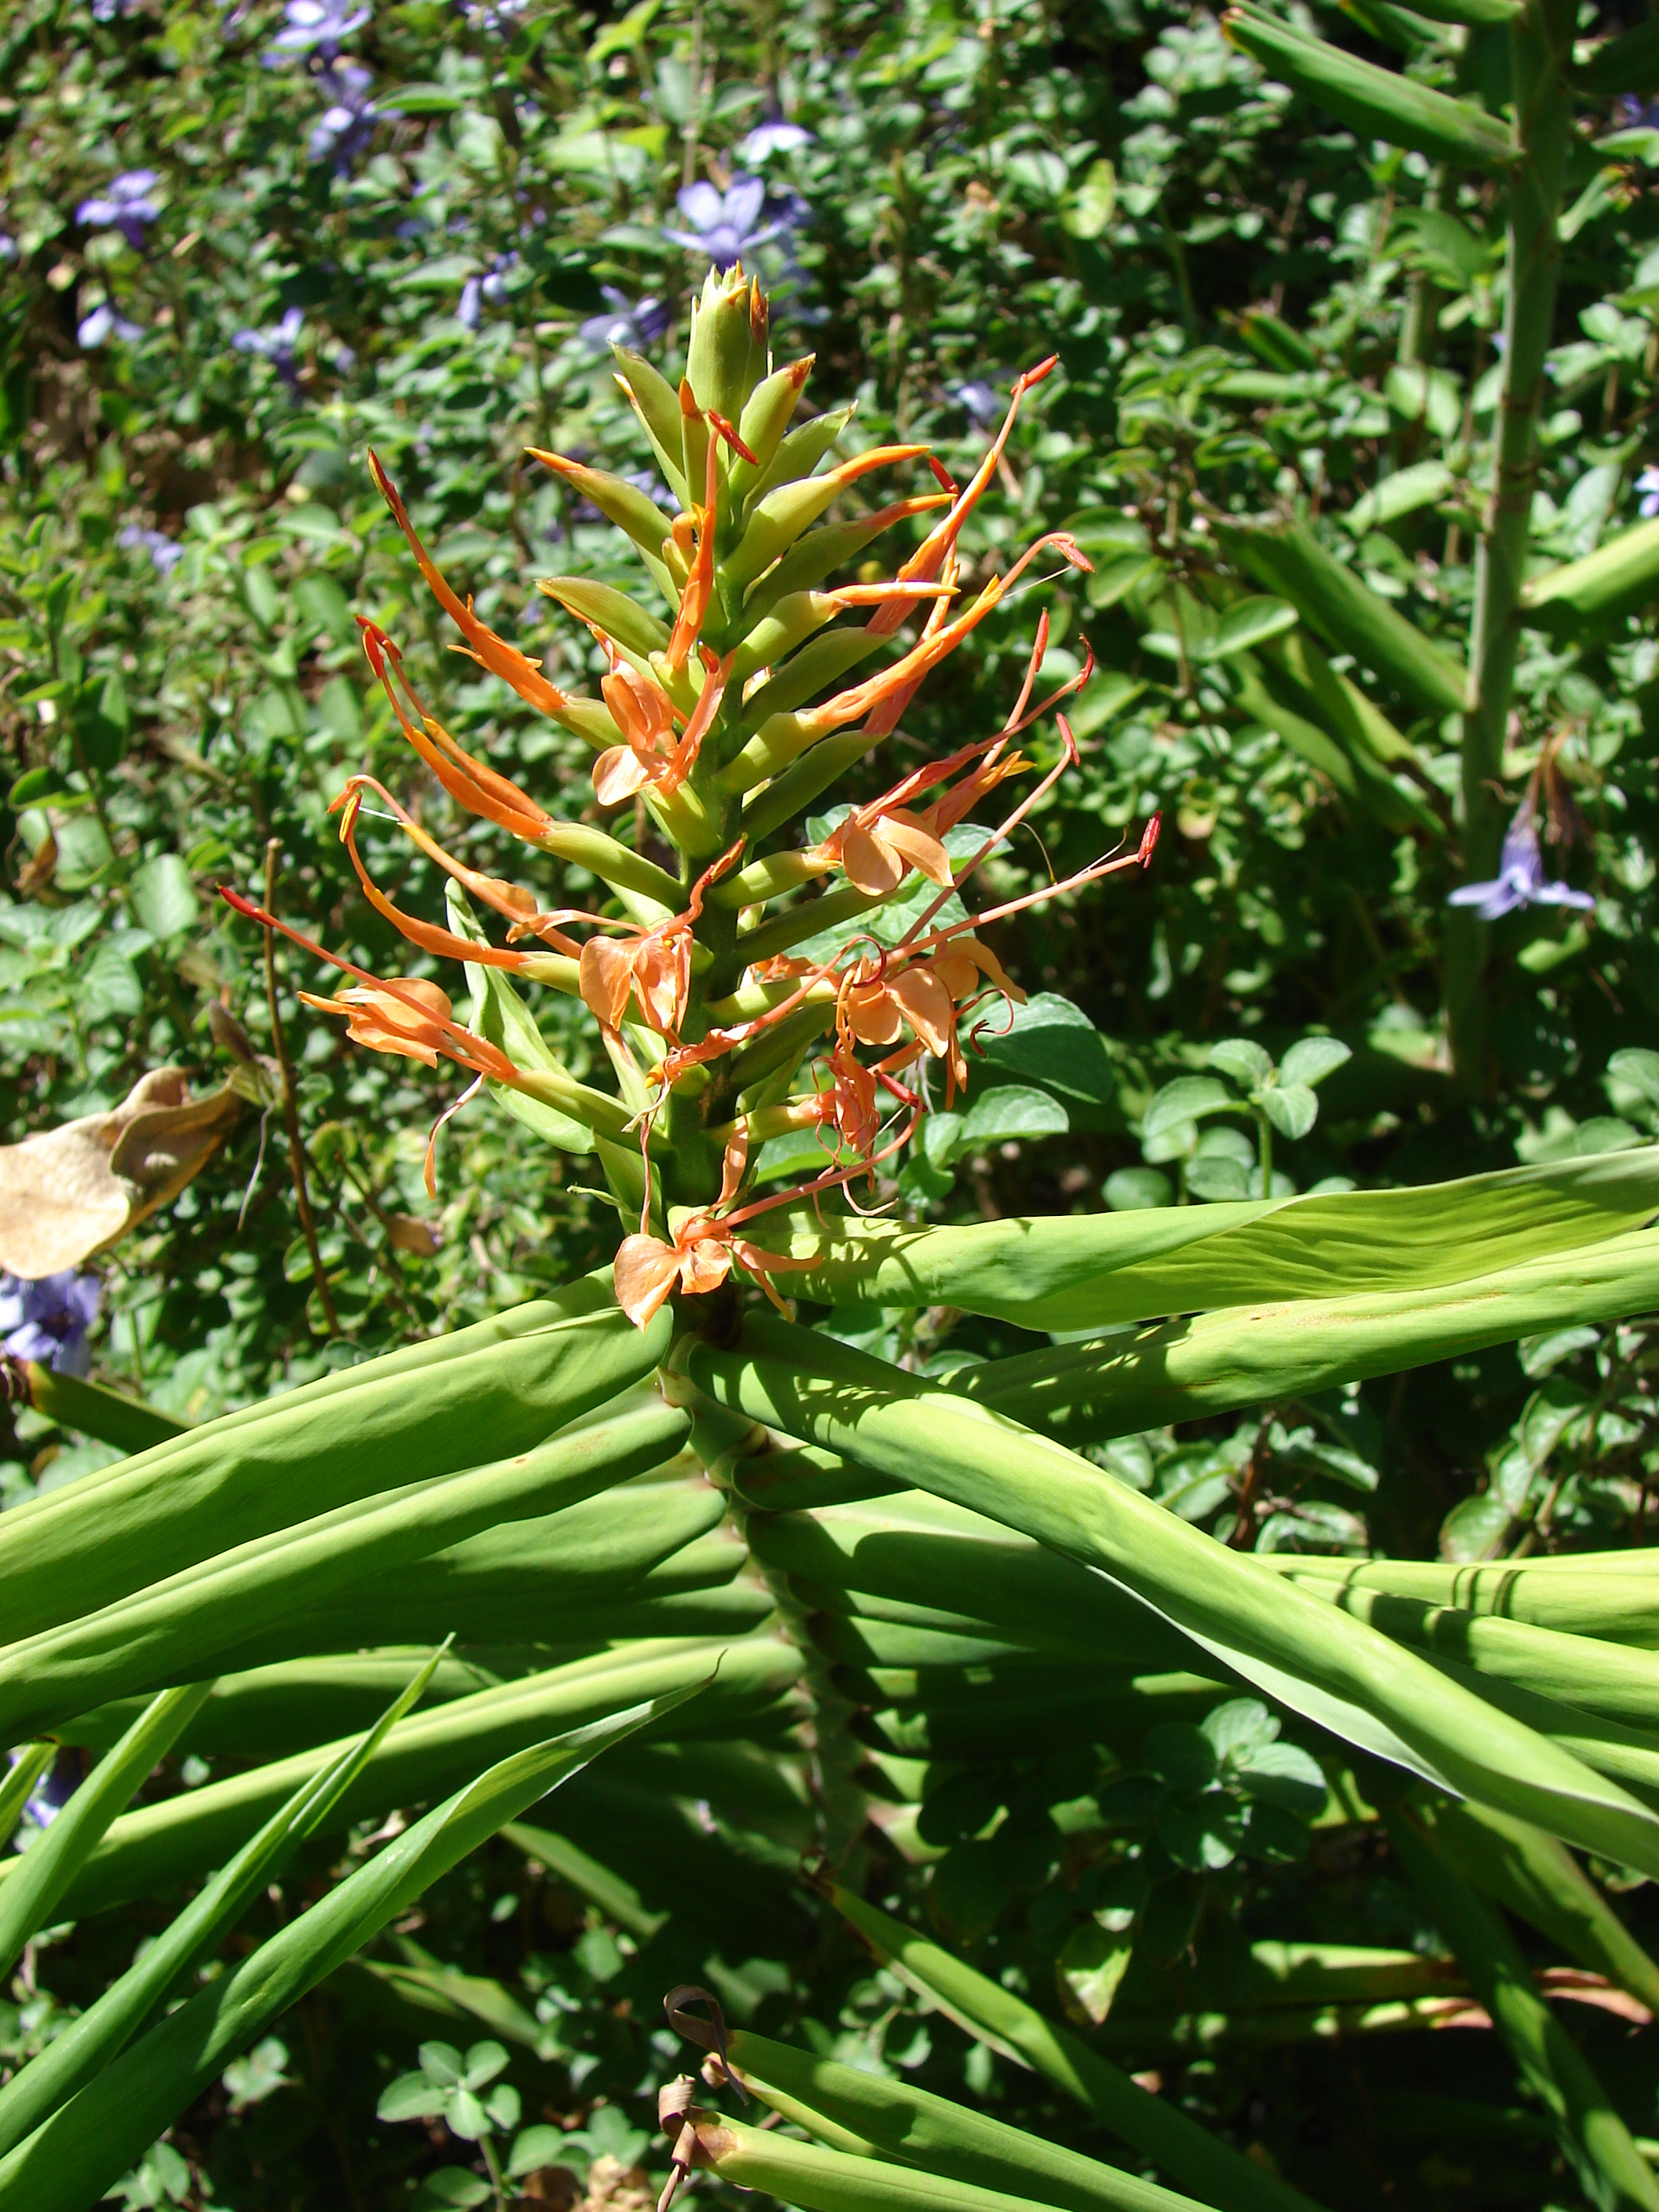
1382;1805;1659;2211
1270;1577;1659;1731
1391;0;1518;23
0;1682;213;1980
30;1271;615;1469
0;1647;450;2159
749;1150;1659;1330
192;1577;773;1690
1230;651;1439;835
823;1885;1324;2212
722;2027;1239;2212
503;1819;668;1940
0;1394;688;1741
687;2110;1203;2212
0;1689;699;2212
205;1467;734;1668
1268;1555;1659;1645
1218;519;1469;714
0;1292;666;1645
955;1228;1659;1445
0;1635;800;1921
679;1317;1659;1874
1415;1655;1659;1809
745;1489;1199;1668
1522;517;1659;629
57;1652;508;1757
1222;7;1515;170
1414;1796;1659;2015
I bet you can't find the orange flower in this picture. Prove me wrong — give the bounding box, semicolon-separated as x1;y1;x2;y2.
222;888;522;1085
296;977;461;1068
613;1132;813;1325
367;452;574;723
577;840;745;1038
812;808;955;899
330;782;553;974
661;402;756;676
359;621;551;844
868;358;1060;643
579;928;691;1038
836;938;1024;1100
593;646;732;808
731;533;1091;785
817;1039;925;1161
329;775;586;958
220;888;538;1196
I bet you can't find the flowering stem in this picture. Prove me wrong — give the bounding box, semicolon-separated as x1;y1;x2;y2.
1448;0;1574;1088
13;1361;185;1455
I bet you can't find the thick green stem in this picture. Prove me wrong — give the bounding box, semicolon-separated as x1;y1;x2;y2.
1447;0;1573;1085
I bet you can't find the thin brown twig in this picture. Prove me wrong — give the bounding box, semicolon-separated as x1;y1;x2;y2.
263;840;340;1339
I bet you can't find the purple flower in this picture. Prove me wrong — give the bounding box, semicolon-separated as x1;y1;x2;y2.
119;522;183;575
78;302;144;348
265;0;369;64
75;170;159;251
9;1746;82;1829
737;121;812;163
948;379;1002;430
458;251;518;330
577;284;670;356
1448;804;1595;921
233;306;305;388
1637;466;1659;522
0;1270;101;1377
309;63;383;170
452;0;527;27
663;176;782;267
0;234;16;264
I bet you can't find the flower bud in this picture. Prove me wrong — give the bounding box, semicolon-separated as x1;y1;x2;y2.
685;263;761;424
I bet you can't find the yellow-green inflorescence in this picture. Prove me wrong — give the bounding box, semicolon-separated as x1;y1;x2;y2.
229;266;1159;1326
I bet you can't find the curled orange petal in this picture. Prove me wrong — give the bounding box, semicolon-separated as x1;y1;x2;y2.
594;745;653;807
613;1234;688;1328
579;936;637;1029
678;1234;734;1298
840;822;906;898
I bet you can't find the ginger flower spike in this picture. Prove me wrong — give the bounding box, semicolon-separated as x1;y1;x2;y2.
255;265;1157;1325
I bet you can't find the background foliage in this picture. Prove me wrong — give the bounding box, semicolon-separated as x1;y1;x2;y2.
5;0;1659;2203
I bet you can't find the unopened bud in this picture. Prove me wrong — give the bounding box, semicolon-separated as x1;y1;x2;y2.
686;263;762;423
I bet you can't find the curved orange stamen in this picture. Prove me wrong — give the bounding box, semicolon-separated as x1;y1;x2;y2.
367;451;573;721
333;787;539;973
358;621;551;841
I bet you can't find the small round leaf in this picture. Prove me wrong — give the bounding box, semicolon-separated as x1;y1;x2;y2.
1261;1082;1319;1139
1144;1075;1233;1138
1208;1038;1273;1089
1280;1035;1353;1087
